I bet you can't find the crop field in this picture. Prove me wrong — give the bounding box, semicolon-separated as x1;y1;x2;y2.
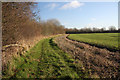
55;34;120;78
68;33;120;51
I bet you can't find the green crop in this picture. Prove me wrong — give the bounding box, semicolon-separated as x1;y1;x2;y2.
68;33;119;51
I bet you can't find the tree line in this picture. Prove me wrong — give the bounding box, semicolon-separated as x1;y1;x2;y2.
65;26;120;34
2;2;65;46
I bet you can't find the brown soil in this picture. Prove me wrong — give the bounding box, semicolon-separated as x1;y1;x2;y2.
54;34;120;78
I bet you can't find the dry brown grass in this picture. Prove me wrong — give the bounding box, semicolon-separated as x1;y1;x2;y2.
54;35;120;78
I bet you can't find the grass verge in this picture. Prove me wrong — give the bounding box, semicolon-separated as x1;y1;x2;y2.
3;37;87;78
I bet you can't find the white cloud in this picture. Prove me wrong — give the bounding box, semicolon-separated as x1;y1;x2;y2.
91;18;96;21
46;3;58;10
60;0;84;10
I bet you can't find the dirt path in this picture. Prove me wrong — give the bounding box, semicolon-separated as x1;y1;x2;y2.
54;34;120;78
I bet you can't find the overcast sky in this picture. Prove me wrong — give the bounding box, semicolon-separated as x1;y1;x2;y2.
34;1;118;29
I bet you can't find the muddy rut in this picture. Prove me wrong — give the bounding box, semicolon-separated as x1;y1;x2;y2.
54;35;120;78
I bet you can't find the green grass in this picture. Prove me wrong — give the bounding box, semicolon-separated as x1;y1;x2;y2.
68;33;119;51
3;37;87;78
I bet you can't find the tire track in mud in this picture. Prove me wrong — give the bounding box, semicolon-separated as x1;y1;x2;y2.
36;40;45;78
54;35;120;78
8;41;44;78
